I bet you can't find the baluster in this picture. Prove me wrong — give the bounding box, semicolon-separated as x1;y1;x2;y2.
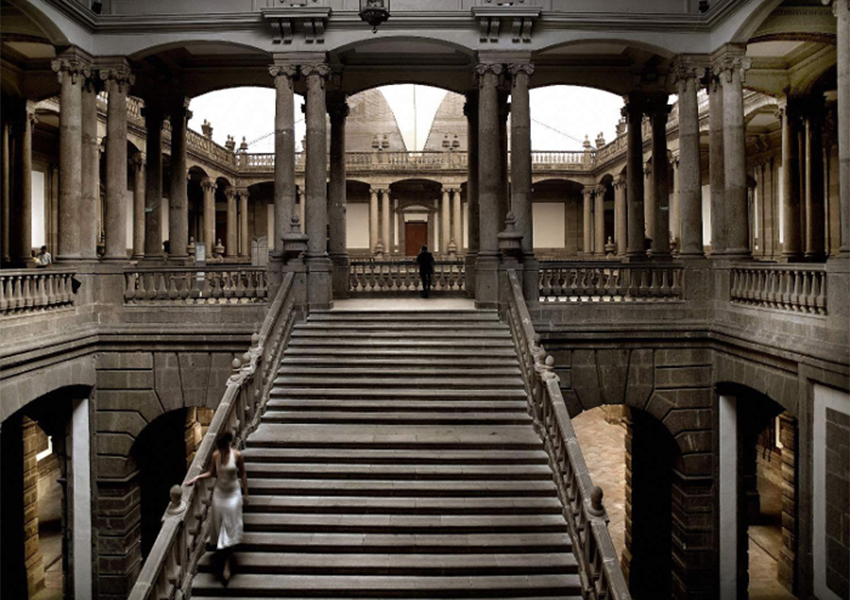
35;274;48;308
638;268;650;297
0;277;8;312
153;273;167;300
730;269;740;301
567;268;578;299
660;268;671;297
223;272;235;300
766;271;777;308
189;271;203;303
178;272;191;302
671;268;683;298
815;271;826;315
650;268;662;298
167;273;180;300
235;270;247;299
790;270;801;311
10;276;22;310
210;273;223;301
124;273;136;302
22;275;34;309
245;271;257;299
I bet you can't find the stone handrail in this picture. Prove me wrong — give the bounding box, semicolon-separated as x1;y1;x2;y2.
349;260;466;294
0;269;78;316
127;271;299;600
729;262;827;315
539;260;683;302
124;266;268;304
504;270;631;600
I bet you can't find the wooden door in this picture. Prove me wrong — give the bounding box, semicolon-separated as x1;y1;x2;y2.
405;222;428;256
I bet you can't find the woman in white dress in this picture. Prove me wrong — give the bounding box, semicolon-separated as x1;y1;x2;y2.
184;431;249;583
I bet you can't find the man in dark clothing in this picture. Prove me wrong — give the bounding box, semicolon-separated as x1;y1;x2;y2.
416;245;435;298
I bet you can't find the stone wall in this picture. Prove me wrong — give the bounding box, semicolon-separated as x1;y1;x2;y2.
23;416;45;598
825;407;850;599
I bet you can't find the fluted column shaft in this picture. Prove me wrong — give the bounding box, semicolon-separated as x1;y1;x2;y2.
648;98;671;257
131;155;145;259
781;99;803;260
102;66;132;260
717;50;752;257
202;180;216;249
509;63;533;254
441;187;451;254
582;187;594;255
624;95;646;257
81;76;100;260
614;178;627;256
804;104;826;260
452;188;462;252
143;105;164;257
53;58;85;261
225;188;237;258
676;65;705;256
594;185;606;255
271;64;297;254
708;75;726;255
168;99;190;258
239;189;249;258
369;188;379;252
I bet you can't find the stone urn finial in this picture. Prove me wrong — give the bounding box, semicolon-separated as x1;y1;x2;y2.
202;119;213;139
381;134;389;150
282;216;308;261
605;236;615;258
588;485;605;517
225;135;236;152
498;212;523;259
239;136;249;153
165;485;187;517
595;131;605;148
442;134;450;149
214;238;225;258
187;236;196;257
452;134;460;150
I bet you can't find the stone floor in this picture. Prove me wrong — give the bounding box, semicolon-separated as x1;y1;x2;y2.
33;466;63;600
748;470;797;600
570;407;627;559
332;298;477;311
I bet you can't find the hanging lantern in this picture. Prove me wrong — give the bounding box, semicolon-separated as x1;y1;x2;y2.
359;0;390;33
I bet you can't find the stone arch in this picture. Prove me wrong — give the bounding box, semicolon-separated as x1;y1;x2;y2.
4;0;71;47
0;355;96;423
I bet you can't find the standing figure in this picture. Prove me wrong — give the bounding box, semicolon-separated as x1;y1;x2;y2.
36;245;52;266
184;431;248;584
416;245;435;298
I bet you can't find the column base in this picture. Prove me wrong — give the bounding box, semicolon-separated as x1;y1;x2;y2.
522;253;540;304
330;252;350;299
306;253;333;310
474;252;500;308
465;252;478;299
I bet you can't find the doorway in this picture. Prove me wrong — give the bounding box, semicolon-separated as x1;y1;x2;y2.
405;221;428;256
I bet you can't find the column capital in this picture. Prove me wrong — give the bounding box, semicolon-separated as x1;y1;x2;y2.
224;187;237;199
582;186;596;198
327;96;350;121
595;184;607;196
671;55;709;86
301;63;330;83
51;56;92;85
508;62;534;80
621;93;645;118
201;179;217;192
644;93;672;116
474;63;504;88
711;45;752;83
613;176;627;190
269;64;298;82
129;153;145;170
97;58;135;92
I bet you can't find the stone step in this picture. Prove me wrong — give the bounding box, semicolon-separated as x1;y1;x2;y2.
191;572;581;597
309;310;499;321
233;531;572;553
291;329;512;339
260;412;532;426
249;425;543;451
283;347;518;358
240;513;568;534
288;338;516;348
248;479;557;497
275;366;523;377
264;399;530;413
245;463;553;481
298;322;507;331
240;448;549;466
267;389;528;401
272;376;523;389
197;551;578;576
279;357;520;368
243;496;563;515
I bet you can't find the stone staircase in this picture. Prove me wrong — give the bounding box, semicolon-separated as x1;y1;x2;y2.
191;309;581;599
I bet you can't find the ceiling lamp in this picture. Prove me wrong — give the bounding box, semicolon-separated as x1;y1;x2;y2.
359;0;390;33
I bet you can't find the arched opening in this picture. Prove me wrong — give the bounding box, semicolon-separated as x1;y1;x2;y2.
531;178;585;258
1;386;91;600
389;179;444;257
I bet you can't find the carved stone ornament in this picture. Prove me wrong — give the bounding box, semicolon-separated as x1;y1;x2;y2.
508;63;535;79
269;64;298;85
713;55;753;84
51;58;90;85
99;66;136;93
474;63;504;88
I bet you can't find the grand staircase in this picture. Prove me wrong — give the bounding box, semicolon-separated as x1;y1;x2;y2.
191;308;581;599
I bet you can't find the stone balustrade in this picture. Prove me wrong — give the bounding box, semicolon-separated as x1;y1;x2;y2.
729;263;827;315
0;269;78;316
127;273;298;600
539;261;684;302
349;260;466;295
504;269;631;600
124;267;268;304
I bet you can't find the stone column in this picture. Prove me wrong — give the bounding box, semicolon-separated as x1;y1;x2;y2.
648;95;672;258
582;186;594;256
594;184;606;256
303;62;332;308
52;56;86;262
614;177;627;256
2;119;10;264
836;0;850;256
382;188;391;255
441;186;451;254
299;187;305;233
80;74;100;260
201;179;216;248
624;94;647;258
225;187;237;258
475;62;503;305
708;73;726;255
671;158;681;250
644;164;654;241
328;96;349;294
675;60;706;257
715;47;752;258
142;105;164;258
270;63;297;256
131;154;145;259
803;102;826;260
464;93;480;291
168;98;190;259
239;188;249;259
452;187;463;253
369;187;379;253
781;99;803;261
498;91;511;229
101;62;133;260
509;62;533;254
10;102;36;266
